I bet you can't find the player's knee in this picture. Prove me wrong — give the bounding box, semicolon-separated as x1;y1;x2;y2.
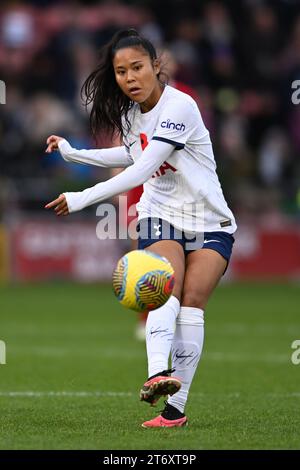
181;290;207;310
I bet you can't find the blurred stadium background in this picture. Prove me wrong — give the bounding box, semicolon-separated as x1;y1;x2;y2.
0;0;299;450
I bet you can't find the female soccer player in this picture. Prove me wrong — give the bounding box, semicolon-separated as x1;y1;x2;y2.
45;29;236;428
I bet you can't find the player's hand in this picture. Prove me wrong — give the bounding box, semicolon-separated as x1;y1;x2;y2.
45;135;64;153
45;194;69;216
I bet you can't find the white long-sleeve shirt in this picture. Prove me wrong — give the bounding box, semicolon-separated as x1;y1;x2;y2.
58;139;133;168
59;85;237;234
59;138;174;213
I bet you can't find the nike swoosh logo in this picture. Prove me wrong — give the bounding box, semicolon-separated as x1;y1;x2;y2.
150;328;168;335
175;354;193;359
203;239;221;244
129;141;136;147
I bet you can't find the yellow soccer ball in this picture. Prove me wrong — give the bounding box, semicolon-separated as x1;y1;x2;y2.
112;250;175;312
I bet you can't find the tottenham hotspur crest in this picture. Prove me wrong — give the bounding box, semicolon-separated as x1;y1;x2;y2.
154;223;161;236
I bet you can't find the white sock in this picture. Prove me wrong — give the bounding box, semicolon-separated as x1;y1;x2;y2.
146;295;180;378
168;307;204;414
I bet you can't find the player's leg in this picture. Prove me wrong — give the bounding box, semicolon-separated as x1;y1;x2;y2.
165;248;227;420
140;239;186;406
143;230;234;427
142;248;227;427
182;248;228;308
146;239;185;301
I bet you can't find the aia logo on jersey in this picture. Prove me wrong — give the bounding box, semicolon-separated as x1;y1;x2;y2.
140;132;177;178
161;119;185;131
152;162;177;178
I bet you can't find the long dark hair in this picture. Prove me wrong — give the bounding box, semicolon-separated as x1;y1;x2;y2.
81;29;162;140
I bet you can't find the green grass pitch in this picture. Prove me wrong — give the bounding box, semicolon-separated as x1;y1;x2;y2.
0;281;299;449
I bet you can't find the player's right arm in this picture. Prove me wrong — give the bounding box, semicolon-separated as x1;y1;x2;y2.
45;135;133;168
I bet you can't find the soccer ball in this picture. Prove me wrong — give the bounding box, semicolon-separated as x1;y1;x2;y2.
112;250;175;312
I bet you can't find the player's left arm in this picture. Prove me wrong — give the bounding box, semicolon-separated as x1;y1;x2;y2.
45;139;173;215
45;99;198;216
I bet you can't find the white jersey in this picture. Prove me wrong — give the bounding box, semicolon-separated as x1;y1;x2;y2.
123;85;236;233
60;85;236;234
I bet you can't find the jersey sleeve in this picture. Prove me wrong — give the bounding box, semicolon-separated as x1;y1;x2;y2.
152;98;201;149
58;139;133;168
63;139;174;213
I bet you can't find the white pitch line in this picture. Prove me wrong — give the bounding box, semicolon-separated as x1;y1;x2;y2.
0;391;299;398
8;348;291;363
0;391;133;398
